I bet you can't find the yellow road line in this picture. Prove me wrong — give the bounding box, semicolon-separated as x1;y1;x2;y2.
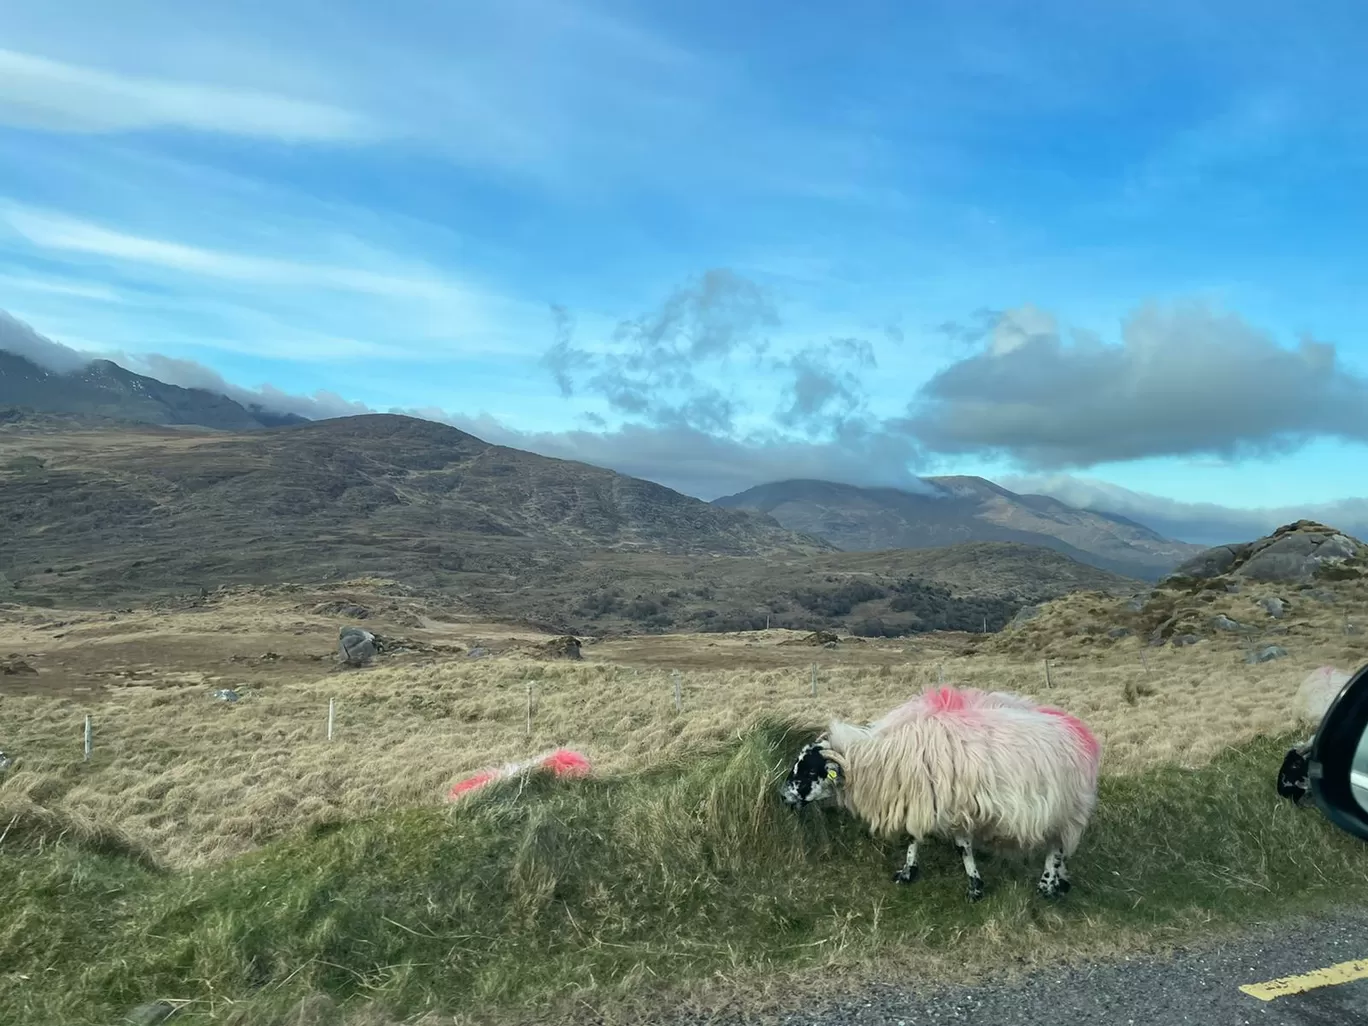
1240;959;1368;1001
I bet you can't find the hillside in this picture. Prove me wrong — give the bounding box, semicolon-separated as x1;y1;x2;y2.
0;414;1136;635
0;347;304;430
714;477;1203;581
992;519;1368;661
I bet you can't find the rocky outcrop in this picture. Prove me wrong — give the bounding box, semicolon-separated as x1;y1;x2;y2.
537;635;583;660
1162;521;1367;586
780;630;842;647
338;626;380;666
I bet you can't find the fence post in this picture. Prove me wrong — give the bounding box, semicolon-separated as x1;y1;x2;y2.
1044;658;1054;689
810;663;817;698
526;682;534;736
83;714;92;761
327;698;335;741
672;670;682;712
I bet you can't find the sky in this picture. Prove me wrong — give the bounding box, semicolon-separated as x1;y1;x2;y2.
1;0;1367;545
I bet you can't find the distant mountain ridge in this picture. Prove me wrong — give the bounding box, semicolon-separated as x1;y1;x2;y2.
713;477;1204;581
1;339;1195;583
0;348;306;430
0;414;1140;635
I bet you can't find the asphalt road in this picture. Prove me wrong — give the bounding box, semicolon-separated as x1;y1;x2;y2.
699;907;1368;1026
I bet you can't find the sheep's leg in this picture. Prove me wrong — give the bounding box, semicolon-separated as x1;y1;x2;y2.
892;838;919;884
954;835;984;902
1037;848;1070;897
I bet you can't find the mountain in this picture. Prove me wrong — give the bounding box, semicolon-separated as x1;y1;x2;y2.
0;414;1137;635
0;348;306;430
0;412;831;595
713;477;1204;581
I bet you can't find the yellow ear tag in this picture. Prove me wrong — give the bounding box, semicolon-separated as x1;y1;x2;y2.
826;768;838;780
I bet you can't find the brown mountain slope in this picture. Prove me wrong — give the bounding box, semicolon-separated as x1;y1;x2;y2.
0;413;1137;635
0;412;831;594
713;477;1203;581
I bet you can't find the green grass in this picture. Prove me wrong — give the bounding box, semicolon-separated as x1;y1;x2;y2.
2;724;1367;1026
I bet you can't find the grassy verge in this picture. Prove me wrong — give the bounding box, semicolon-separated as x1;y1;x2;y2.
2;724;1366;1026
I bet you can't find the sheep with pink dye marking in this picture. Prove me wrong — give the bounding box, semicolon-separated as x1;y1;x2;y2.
781;686;1101;901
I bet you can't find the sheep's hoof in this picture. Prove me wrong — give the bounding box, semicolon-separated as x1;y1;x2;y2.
1036;878;1068;899
1057;877;1072;894
967;876;984;902
892;865;919;885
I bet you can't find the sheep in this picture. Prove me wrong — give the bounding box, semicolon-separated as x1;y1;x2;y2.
1297;666;1351;726
1276;667;1350;808
781;686;1101;901
1277;739;1314;807
867;685;1039;733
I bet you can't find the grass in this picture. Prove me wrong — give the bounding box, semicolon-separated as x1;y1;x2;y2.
1;640;1351;869
2;724;1366;1026
2;580;1364;870
3;587;1367;1023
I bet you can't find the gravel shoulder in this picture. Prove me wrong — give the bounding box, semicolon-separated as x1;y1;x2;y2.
685;906;1368;1026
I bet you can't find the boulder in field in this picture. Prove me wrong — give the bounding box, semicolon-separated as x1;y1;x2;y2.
538;635;583;660
1257;596;1287;619
1247;644;1288;664
338;626;379;667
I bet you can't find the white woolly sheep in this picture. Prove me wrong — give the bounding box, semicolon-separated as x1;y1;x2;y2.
781;686;1102;901
1277;667;1351;808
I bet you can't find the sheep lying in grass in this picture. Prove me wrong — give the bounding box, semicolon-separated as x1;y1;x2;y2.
781;686;1101;901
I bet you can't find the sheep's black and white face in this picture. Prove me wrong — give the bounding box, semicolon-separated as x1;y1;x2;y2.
781;742;840;808
1276;745;1312;806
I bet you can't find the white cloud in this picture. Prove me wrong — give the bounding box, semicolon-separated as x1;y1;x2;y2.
2;205;467;300
0;272;125;303
1003;472;1368;546
1;308;382;417
909;301;1368;468
0;47;372;141
0;308;91;372
0;201;545;361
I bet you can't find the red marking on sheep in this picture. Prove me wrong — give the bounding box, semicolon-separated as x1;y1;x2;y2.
1039;707;1101;762
448;769;500;798
539;748;592;777
447;747;592;801
922;686;971;713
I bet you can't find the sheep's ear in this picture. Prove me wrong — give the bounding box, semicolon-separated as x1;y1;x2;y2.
818;748;846;781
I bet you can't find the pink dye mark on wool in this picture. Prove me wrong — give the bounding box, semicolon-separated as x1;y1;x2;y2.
1039;707;1101;763
539;748;592;777
446;747;592;801
447;768;501;799
921;686;971;714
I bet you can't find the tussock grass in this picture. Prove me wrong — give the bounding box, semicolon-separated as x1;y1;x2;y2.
0;630;1359;868
2;725;1367;1026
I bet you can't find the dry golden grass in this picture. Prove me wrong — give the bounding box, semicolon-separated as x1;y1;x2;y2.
3;579;1365;871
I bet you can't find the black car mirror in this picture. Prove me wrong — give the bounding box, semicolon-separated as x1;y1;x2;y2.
1308;662;1368;840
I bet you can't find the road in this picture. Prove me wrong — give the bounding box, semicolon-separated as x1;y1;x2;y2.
693;908;1368;1026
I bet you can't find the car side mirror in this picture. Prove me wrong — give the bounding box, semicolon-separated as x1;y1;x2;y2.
1308;662;1368;840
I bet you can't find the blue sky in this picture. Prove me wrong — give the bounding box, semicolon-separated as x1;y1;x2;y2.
1;0;1367;542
